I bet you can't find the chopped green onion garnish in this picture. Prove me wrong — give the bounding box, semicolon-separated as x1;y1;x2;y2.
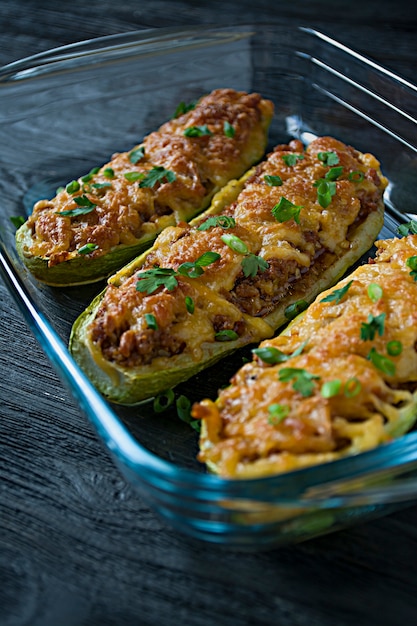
267;404;290;424
324;166;344;181
284;299;308;320
272;197;303;223
66;180;80;194
348;170;365;182
153;388;175;413
77;243;99;255
368;347;396;376
215;329;239;342
386;340;403;356
321;379;342;398
344;377;362;397
124;171;145;182
367;283;383;302
314;179;336;208
221;233;249;255
103;167;115;178
176;394;201;432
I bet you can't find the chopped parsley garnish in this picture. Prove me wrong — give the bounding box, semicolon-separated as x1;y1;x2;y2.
136;267;179;294
267;404;290;425
279;367;320;397
282;153;304;166
223;121;235;138
272;197;303;223
214;329;239;342
320;280;353;304
129;147;145;164
397;220;417;237
317;151;339;166
173;100;196;118
58;195;97;217
264;174;283;186
77;243;99;255
138;166;176;188
406;256;417;281
313;179;336;208
197;215;236;231
284;299;308;320
10;215;25;228
360;312;386;341
145;313;158;330
124;171;145;182
368;347;396;376
367;283;383;302
66;180;80;194
136;252;220;294
184;125;212;137
241;254;269;277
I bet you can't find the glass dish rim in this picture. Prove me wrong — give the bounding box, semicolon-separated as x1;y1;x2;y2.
2;23;417;507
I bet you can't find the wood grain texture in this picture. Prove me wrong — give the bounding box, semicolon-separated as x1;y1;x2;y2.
1;1;417;625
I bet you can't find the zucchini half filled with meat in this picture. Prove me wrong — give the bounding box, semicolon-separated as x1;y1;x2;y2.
69;136;387;405
16;89;274;286
193;235;417;479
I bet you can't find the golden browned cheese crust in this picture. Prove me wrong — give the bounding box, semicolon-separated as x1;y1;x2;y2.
24;89;274;267
88;136;387;370
194;235;417;479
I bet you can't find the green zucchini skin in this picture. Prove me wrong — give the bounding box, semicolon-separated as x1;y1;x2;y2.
16;224;158;286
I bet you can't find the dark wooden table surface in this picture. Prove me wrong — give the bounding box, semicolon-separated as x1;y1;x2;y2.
1;2;417;625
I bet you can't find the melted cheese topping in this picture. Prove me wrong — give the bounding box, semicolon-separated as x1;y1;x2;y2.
24;89;274;266
88;136;387;370
194;236;417;478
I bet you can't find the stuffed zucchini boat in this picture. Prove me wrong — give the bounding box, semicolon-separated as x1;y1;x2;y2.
193;234;417;479
69;135;387;404
16;89;274;286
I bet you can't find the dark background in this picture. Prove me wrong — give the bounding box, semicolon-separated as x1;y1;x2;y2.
1;2;417;625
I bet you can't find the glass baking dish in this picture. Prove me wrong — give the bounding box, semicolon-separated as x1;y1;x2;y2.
1;24;417;549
